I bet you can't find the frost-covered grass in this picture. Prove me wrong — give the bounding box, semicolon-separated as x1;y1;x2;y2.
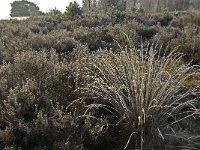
80;45;200;149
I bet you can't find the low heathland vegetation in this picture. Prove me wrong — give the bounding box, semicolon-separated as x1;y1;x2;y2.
0;9;200;150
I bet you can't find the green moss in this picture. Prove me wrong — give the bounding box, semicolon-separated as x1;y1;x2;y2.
182;73;200;87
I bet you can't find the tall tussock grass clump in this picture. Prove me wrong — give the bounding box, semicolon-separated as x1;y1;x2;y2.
79;45;199;149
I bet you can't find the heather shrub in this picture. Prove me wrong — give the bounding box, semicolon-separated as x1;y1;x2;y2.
6;25;31;38
0;36;31;63
75;17;106;28
78;46;199;149
73;28;114;51
136;26;158;39
0;41;5;63
0;48;110;149
170;33;200;64
73;22;141;52
106;27;132;48
55;17;113;30
170;11;200;29
153;24;200;64
191;11;200;26
1;30;76;61
0;50;83;149
55;21;74;31
130;16;156;27
48;31;76;53
28;34;51;50
26;17;61;34
153;26;181;46
0;50;77;103
155;16;173;26
29;24;41;34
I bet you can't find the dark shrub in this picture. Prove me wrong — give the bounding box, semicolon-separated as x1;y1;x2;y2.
155;16;173;26
0;50;84;149
137;26;158;39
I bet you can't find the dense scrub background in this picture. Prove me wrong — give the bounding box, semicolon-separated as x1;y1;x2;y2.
0;10;200;150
